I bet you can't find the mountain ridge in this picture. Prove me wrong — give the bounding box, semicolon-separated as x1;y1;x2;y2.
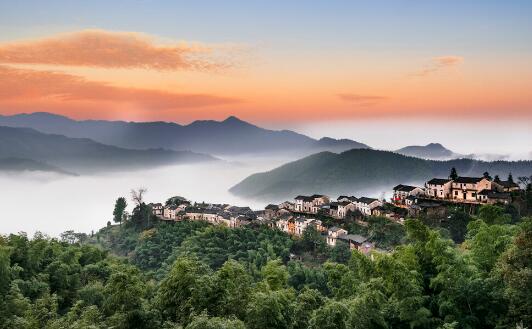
0;112;370;155
0;125;216;173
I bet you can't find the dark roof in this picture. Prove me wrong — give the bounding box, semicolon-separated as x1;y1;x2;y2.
337;195;349;201
393;184;419;192
295;195;313;201
497;180;520;188
338;201;352;206
329;226;344;232
358;197;378;204
265;204;279;210
478;189;510;199
454;176;484;184
310;194;327;199
427;178;452;185
338;234;368;244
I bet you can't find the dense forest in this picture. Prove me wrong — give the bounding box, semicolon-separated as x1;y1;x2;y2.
1;202;531;328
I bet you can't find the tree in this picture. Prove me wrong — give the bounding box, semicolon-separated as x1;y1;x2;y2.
449;167;458;180
113;197;127;225
309;300;350;329
508;173;514;183
130;187;147;206
483;171;492;180
494;175;501;182
495;219;532;327
246;289;296;329
186;314;246;329
517;176;530;189
261;259;289;291
156;257;210;324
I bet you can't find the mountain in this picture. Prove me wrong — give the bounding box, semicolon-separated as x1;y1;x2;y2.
0;126;216;173
395;143;458;159
0;112;370;155
229;148;532;202
0;157;76;175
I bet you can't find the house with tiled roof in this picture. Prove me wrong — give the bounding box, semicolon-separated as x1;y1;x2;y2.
355;197;383;215
451;177;492;202
392;184;424;205
425;178;453;199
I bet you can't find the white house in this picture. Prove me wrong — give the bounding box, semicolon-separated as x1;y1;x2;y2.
425;178;453;199
392;185;424;205
326;226;348;246
355;197;383;216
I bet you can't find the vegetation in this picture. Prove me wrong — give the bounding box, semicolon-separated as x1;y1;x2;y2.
0;203;530;329
229;148;532;200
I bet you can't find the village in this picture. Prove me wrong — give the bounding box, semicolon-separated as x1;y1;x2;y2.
148;172;521;254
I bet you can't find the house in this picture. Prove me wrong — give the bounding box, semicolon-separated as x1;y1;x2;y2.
295;196;314;212
295;194;330;214
337;201;356;219
308;219;325;232
149;203;164;216
325;202;339;218
163;205;180;220
494;180;520;193
337;234;372;252
408;201;447;218
392;185;424;205
230;215;253;228
355;197;383;216
425;178;453;199
477;190;511;204
279;201;295;211
294;217;311;236
226;206;256;219
264;204;280;219
185;207;204;221
326;226;348;246
451;177;492;202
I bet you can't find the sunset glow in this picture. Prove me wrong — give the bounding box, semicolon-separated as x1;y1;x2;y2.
0;1;531;123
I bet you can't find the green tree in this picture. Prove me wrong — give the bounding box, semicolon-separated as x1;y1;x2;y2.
309;300;350;329
495;219;532;327
156;257;210;324
113;197;127;225
186;314;246;329
450;167;458;180
261;259;289;291
246;289;296;329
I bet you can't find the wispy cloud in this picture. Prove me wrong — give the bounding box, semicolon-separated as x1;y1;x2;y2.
0;29;234;71
0;65;238;110
337;93;388;107
413;55;464;77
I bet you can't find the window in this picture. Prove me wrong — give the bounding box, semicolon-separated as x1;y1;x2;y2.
454;191;458;195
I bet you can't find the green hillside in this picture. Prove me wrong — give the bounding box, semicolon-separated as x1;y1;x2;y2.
230;149;532;201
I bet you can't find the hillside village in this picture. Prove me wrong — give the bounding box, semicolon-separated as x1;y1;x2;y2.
148;171;523;253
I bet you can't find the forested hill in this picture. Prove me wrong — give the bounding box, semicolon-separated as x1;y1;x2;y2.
0;204;530;328
230;148;532;201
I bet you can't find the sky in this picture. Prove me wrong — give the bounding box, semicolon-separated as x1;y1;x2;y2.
0;0;531;126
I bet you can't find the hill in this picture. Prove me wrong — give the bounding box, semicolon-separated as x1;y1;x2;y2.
0;157;75;175
230;148;532;201
0;126;216;173
0;112;370;155
395;143;458;159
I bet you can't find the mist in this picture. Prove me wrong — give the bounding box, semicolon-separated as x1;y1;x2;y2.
0;156;289;236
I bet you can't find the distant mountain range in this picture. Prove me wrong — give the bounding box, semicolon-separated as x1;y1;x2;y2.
230;148;532;202
0;157;76;175
0;126;215;173
0;112;370;155
395;143;459;159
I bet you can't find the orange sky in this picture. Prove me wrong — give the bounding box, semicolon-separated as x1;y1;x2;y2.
0;29;531;123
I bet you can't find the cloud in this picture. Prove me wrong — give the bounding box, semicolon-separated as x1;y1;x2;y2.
0;30;233;71
413;55;464;77
337;93;388;107
0;65;238;110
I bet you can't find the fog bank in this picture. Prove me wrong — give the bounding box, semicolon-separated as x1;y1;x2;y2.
0;157;287;236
